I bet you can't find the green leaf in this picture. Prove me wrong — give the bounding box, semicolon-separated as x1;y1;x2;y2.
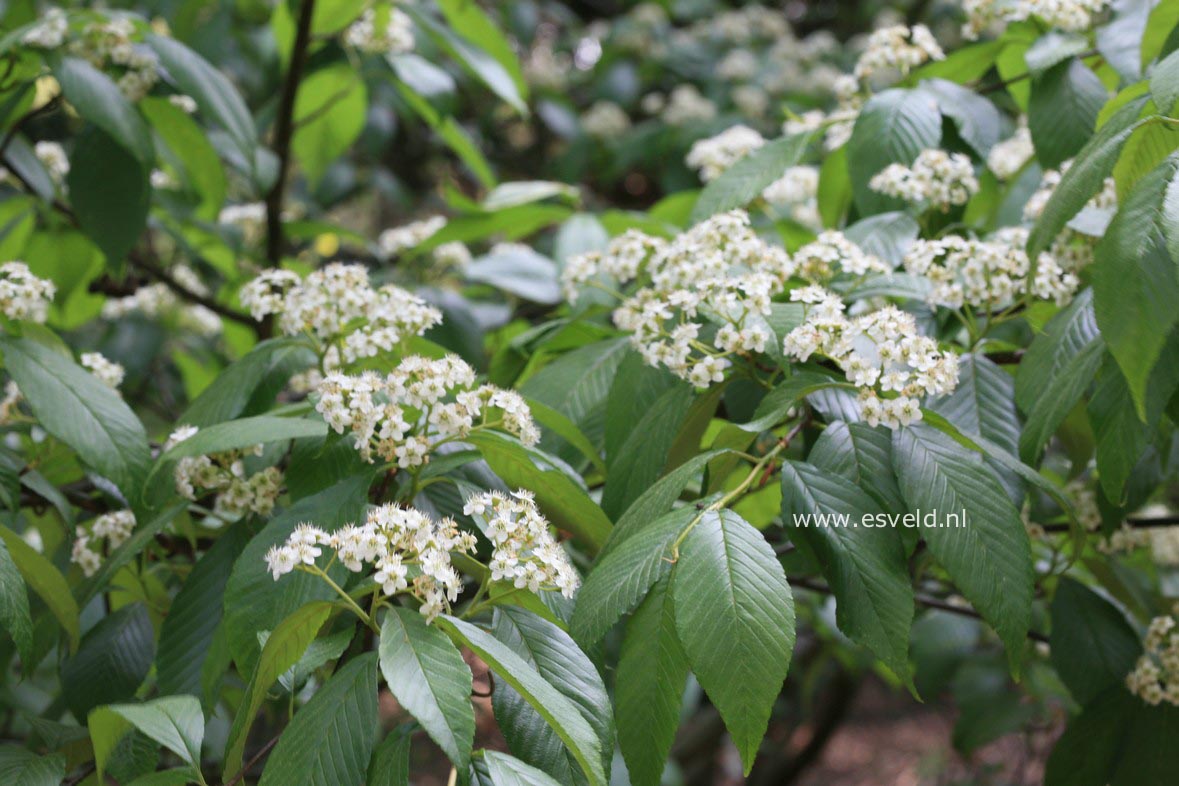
292;64;367;187
1045;688;1179;786
75;503;186;608
258;652;379;786
672;509;794;774
601;384;694;519
464;431;611;551
0;525;79;651
522;397;606;476
930;354;1021;458
923;78;1002;157
738;372;846;432
91;696;204;782
0;746;66;786
406;8;526;114
147;35;257;165
1016;291;1105;463
780;461;913;683
571;506;698;646
436;0;528;101
1027;98;1150;258
1050;578;1141;706
0;539;33;666
1092;154;1179;417
181;337;316;427
892;425;1033;671
843;211;919;268
466;245;561;304
160;415;326;462
1097;0;1153;81
367;727;412;786
847;88;942;214
690;132;817;222
438;616;607;786
141;97;227;219
61;604;154;720
808;422;906;514
0;334;150;506
492;608;613;785
222;473;371;671
224;602;334;777
615;577;688;786
67;125;151;276
482;750;565;786
1088;356;1153;503
52;56;152;161
1028;58;1108;169
158;521;253;699
378;607;474;774
1151;49;1179;114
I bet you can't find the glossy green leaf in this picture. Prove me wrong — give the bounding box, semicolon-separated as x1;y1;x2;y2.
91;696;204;782
0;539;32;666
66;125;150;275
691;131;817;222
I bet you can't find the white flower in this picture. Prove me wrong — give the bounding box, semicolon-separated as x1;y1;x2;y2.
71;510;136;576
168;425;283;519
581;101;631;138
34;142;69;185
465;490;580;598
345;7;414;54
1126;606;1179;706
964;0;1110;39
686;125;766;182
377;216;446;257
0;262;55;322
80;352;125;390
661;85;717;126
22;8;68;48
792;231;888;282
854;25;943;82
987;124;1033;179
869;149;979;211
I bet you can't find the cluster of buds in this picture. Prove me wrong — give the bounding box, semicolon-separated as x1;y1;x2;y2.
903;228;1078;310
80;352;125;390
853;25;944;82
1126;609;1179;706
792;231;889;283
782;286;959;428
566;211;796;387
71;510;135;577
37;14;161;101
963;0;1110;40
464;491;580;598
315;355;540;468
685;125;765;182
239;263;441;371
986;124;1034;180
166;426;284;520
265;505;479;622
869;149;980;211
1023;162;1117;272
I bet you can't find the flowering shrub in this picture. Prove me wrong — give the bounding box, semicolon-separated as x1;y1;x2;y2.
2;1;1179;785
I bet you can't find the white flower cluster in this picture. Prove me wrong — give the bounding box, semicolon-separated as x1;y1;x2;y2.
869;149;980;211
660;85;717;126
0;382;20;424
80;352;125;390
793;231;889;282
685;125;765;182
765;172;822;229
903;228;1079;310
219;202;268;246
432;241;472;271
377;216;446;258
1023;163;1116;272
22;7;68;48
782;287;959;428
1127;609;1179;706
581;101;631;138
265;506;478;622
239;263;441;369
65;16;160;101
101;266;222;336
166;426;284;519
567;211;794;387
964;0;1110;39
464;490;579;598
316;355;540;467
853;25;944;82
344;6;414;55
71;510;135;577
34;142;69;186
986;124;1034;179
783;83;860;152
0;262;55;323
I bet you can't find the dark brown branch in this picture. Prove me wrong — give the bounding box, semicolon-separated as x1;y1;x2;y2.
789;576;1050;643
264;0;317;265
0;95;62;160
223;735;280;786
1042;515;1179;533
125;251;256;328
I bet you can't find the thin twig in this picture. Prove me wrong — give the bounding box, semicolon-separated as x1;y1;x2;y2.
265;0;318;265
223;734;281;786
789;575;1051;643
